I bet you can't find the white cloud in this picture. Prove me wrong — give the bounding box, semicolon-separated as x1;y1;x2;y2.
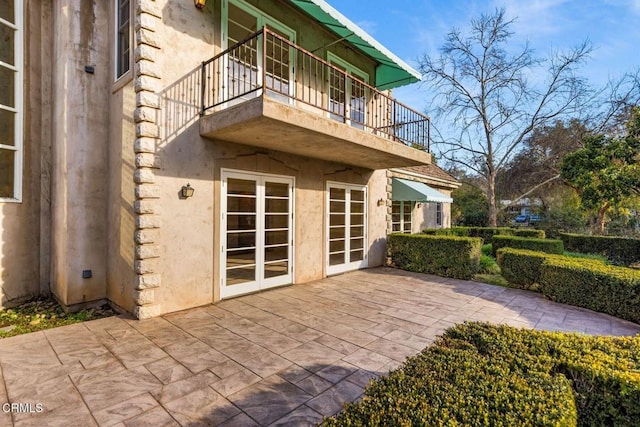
495;0;570;39
355;20;378;36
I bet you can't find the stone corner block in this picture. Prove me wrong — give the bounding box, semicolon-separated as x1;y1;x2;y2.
135;244;160;260
135;274;161;290
136;214;161;230
133;304;162;320
134;289;156;306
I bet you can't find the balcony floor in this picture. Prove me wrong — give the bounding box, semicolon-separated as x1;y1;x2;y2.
200;96;432;170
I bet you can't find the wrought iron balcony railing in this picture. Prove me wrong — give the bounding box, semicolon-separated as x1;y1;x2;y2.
201;28;430;151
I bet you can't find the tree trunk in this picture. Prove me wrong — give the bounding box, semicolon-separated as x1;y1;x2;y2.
487;173;498;227
593;203;610;235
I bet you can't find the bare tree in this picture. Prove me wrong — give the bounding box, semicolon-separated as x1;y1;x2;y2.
419;8;592;226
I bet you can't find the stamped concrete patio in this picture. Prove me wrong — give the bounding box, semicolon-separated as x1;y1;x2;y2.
1;267;638;427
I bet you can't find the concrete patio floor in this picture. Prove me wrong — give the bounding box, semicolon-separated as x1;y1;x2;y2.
1;267;638;427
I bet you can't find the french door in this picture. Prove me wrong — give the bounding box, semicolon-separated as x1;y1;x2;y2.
327;53;369;128
221;170;294;299
224;0;296;104
326;182;368;275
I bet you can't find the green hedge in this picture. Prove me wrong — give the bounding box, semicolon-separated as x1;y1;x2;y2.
539;257;640;324
387;234;482;280
513;228;546;239
424;227;545;241
496;248;640;323
496;248;552;289
492;235;564;257
560;233;640;266
323;322;640;427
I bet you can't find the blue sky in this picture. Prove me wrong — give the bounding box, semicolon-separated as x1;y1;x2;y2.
328;0;640;114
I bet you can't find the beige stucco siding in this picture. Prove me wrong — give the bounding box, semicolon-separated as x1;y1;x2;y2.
49;0;111;307
106;81;137;313
412;193;453;232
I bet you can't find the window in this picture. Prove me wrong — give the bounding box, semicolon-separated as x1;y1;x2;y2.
327;53;369;127
392;201;413;233
221;0;296;104
0;0;22;201
115;0;130;79
436;202;443;226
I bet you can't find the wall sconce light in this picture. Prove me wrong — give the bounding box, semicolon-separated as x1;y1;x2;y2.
194;0;206;9
377;198;385;207
181;183;195;198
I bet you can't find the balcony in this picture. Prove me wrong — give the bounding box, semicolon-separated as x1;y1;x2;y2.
199;28;431;169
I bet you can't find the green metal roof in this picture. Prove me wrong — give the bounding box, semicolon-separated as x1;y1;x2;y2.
392;178;453;203
287;0;421;90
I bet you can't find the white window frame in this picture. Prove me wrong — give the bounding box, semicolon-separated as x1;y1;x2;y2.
0;0;23;202
436;202;443;227
392;201;414;233
114;0;131;81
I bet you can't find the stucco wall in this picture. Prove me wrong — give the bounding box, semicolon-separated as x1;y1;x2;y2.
50;0;110;307
413;193;453;232
106;80;137;313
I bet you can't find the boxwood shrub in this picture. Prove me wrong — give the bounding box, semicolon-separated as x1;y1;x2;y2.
424;227;545;241
560;233;640;266
496;248;553;289
492;235;564;257
539;256;640;324
513;228;546;239
387;234;482;280
323;322;640;427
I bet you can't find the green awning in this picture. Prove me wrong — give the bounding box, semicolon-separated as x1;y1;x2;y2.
287;0;421;90
392;178;453;203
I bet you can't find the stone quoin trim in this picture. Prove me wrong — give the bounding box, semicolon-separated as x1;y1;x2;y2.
133;0;162;319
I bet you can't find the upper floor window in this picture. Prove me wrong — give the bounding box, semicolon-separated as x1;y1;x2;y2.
0;0;23;201
115;0;130;79
327;53;369;127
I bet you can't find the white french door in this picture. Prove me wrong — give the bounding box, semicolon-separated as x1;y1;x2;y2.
326;182;368;275
223;0;296;105
221;170;294;299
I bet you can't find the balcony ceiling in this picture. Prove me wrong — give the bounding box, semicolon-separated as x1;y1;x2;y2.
200;97;431;170
287;0;421;90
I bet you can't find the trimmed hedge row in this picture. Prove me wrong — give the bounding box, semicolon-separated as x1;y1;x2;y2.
540;256;640;324
424;226;545;241
560;233;640;266
492;235;564;257
496;248;640;323
496;248;552;289
323;322;640;427
387;234;482;280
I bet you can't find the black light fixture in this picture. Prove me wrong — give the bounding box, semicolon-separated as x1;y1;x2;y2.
181;183;195;198
194;0;206;9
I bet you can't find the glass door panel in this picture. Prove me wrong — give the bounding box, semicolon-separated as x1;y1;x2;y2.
263;180;291;287
225;178;258;289
328;187;346;266
265;28;291;95
227;3;259;102
327;183;367;275
222;171;293;298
